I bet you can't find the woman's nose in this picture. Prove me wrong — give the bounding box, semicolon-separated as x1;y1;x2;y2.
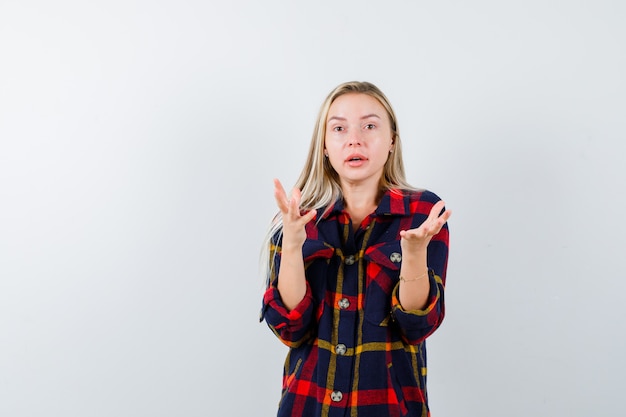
348;131;362;146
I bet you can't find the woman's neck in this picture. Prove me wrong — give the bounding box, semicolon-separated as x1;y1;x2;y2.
341;181;381;228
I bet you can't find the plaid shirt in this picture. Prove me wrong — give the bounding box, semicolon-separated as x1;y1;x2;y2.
261;189;449;417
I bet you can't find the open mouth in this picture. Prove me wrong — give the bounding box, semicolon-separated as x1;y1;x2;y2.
346;154;367;162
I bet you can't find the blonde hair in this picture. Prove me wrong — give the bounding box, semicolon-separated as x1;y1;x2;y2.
262;81;416;286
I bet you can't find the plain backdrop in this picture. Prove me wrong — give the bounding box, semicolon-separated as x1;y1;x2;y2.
1;1;625;416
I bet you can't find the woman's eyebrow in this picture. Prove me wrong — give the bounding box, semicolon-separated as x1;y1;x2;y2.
327;114;381;122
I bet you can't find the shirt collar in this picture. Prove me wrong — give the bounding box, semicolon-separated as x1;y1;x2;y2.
319;188;409;219
374;188;410;216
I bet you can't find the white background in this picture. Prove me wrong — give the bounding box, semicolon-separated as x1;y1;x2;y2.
1;1;625;416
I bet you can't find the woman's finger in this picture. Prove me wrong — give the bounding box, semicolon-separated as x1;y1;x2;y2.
274;179;315;228
273;179;290;213
301;208;317;224
290;188;302;213
427;200;446;221
287;191;300;218
424;207;451;236
401;203;451;241
439;209;452;224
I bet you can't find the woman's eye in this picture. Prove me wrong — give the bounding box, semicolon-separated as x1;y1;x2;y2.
333;126;344;132
365;124;376;130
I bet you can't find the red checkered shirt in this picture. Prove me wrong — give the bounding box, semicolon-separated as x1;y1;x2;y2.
261;188;450;417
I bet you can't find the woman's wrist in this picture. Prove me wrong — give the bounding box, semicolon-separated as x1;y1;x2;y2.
399;269;429;282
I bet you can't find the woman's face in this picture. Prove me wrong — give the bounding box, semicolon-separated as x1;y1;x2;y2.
324;93;394;188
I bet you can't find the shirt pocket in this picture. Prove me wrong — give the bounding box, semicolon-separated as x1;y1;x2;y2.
363;241;402;326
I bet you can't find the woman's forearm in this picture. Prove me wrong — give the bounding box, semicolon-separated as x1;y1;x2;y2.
398;248;430;311
276;247;308;311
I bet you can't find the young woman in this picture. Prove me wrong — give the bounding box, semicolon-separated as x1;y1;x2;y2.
261;81;451;417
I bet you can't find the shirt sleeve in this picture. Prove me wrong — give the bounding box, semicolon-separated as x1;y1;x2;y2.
260;237;332;348
261;279;316;348
391;221;449;345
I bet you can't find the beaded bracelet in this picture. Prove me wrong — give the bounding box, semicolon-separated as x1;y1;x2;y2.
399;270;429;282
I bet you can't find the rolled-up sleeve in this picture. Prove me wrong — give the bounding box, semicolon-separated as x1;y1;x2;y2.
259;238;334;347
391;270;445;344
261;280;316;347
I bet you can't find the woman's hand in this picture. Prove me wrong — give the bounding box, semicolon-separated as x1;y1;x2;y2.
274;178;317;251
273;179;317;310
397;200;451;310
400;200;451;253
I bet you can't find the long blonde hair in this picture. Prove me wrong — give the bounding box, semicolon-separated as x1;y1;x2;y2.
262;81;416;285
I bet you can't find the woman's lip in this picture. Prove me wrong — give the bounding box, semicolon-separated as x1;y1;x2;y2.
345;157;367;167
345;154;367;162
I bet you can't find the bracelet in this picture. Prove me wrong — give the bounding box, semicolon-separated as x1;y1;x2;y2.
399;270;429;282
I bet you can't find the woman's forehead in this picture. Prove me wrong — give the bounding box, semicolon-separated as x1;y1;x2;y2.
327;93;387;120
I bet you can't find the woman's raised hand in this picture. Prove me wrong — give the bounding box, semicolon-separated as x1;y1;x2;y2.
274;179;317;251
400;200;451;252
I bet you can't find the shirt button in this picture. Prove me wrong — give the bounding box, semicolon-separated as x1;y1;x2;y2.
389;252;402;263
335;344;347;355
330;390;343;402
344;255;355;265
338;298;350;309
